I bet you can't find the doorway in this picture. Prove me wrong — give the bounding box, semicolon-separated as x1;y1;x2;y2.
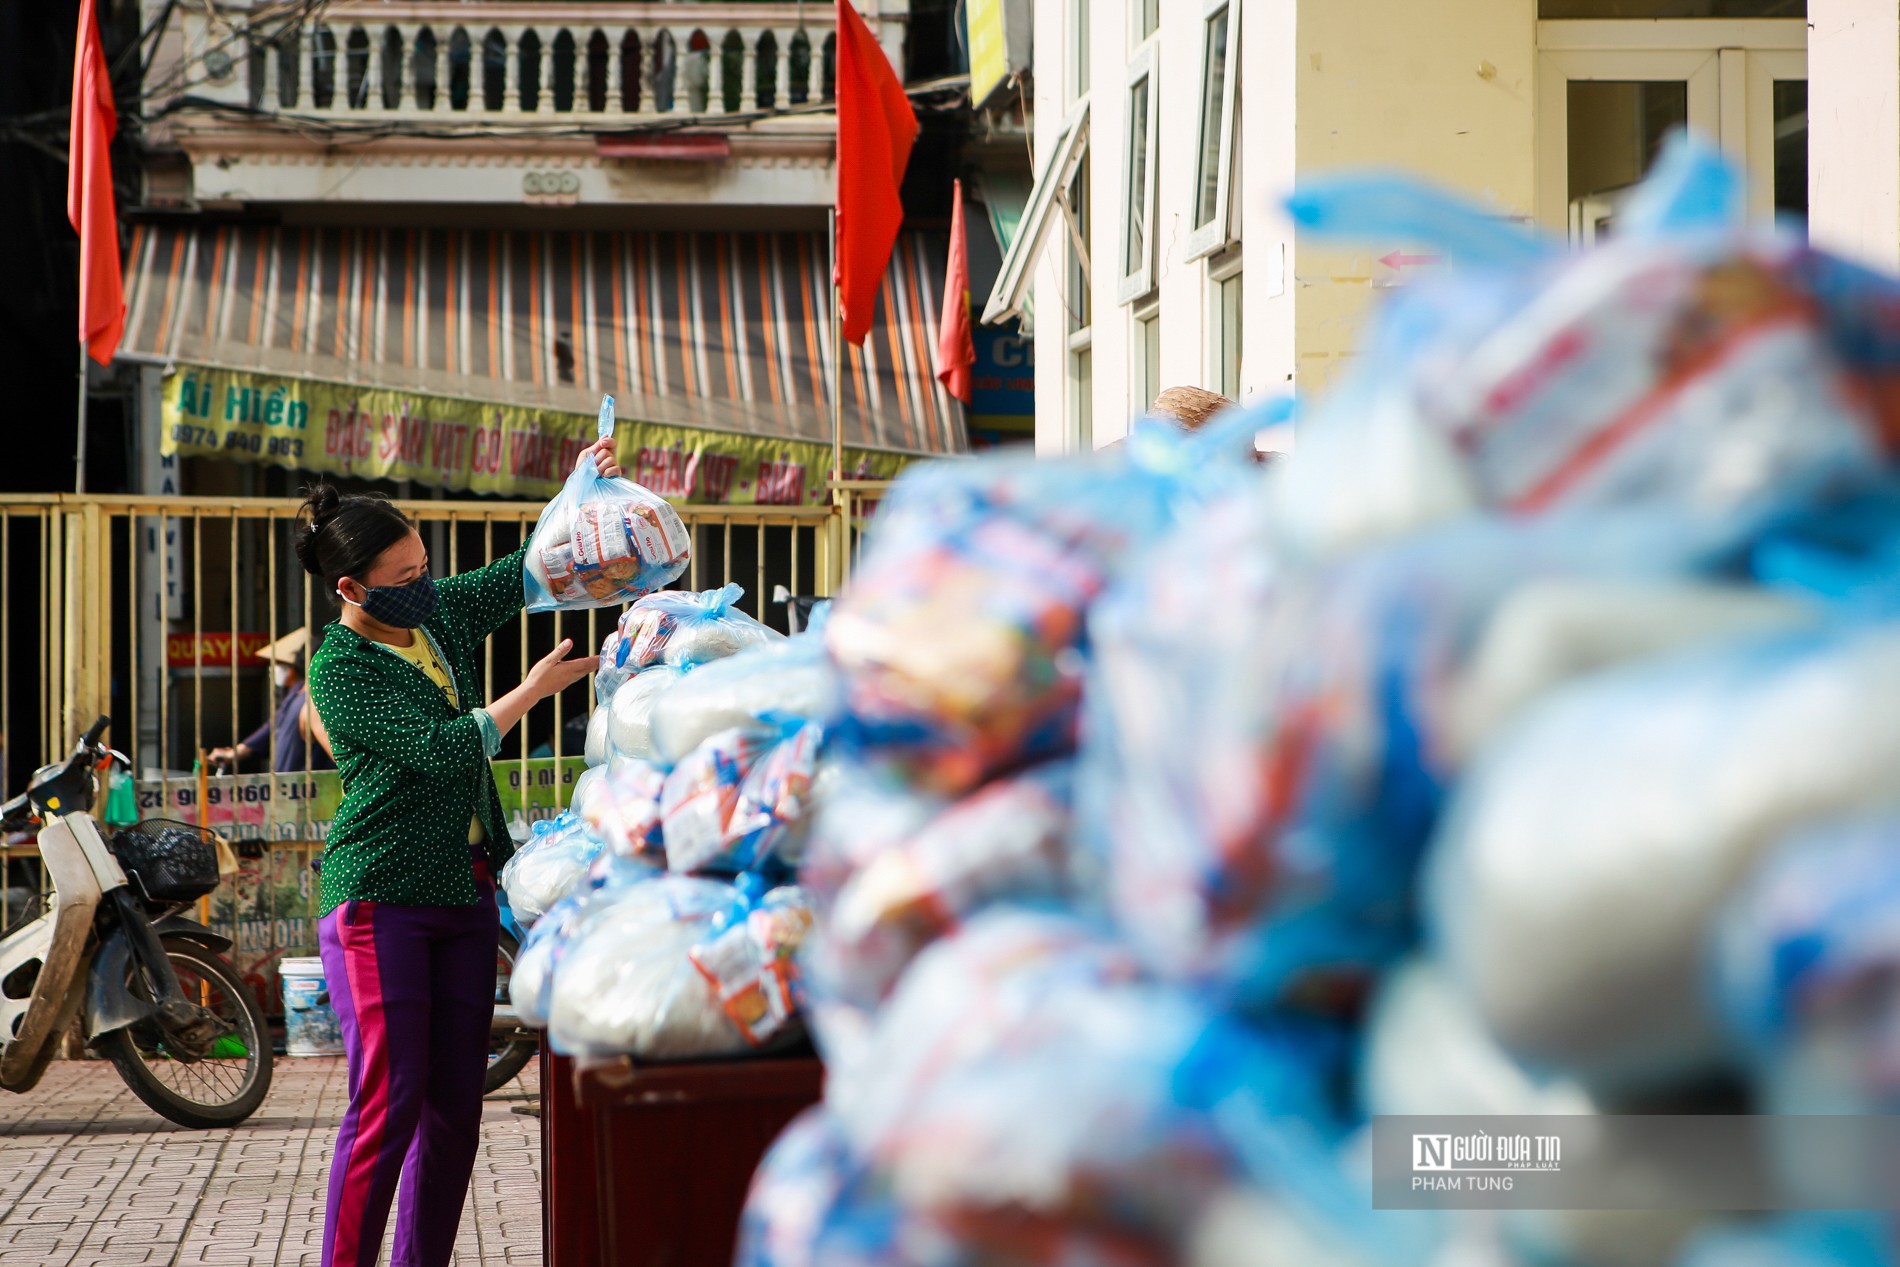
1536;20;1805;240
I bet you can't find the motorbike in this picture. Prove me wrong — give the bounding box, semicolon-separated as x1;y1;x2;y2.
0;717;272;1128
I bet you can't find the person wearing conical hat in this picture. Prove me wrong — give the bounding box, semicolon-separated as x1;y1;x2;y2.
209;627;335;774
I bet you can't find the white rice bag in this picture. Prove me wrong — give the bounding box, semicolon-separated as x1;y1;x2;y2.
608;665;685;763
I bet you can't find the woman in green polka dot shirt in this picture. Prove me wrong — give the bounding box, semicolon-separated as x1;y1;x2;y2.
297;438;616;1267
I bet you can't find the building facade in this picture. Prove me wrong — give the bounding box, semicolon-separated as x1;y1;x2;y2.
995;0;1818;453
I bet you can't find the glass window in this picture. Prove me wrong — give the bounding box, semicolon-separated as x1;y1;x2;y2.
1119;49;1160;302
1124;77;1151;277
1194;9;1231;230
1540;1;1802;16
1138;0;1160;42
1187;3;1239;259
1072;0;1090;100
1068;154;1092;332
1566;80;1687;243
1135;308;1161;411
1216;271;1242;400
1774;79;1807;227
1071;345;1094;450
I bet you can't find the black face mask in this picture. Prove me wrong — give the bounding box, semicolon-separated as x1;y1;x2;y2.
339;574;439;629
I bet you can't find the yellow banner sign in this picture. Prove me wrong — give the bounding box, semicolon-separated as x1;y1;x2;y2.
160;364;910;504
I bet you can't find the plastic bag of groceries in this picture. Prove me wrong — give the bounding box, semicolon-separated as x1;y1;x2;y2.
548;876;814;1059
1714;812;1900;1116
1275;139;1886;560
581;757;668;864
509;892;590;1028
825;409;1268;796
737;1109;915;1267
523;396;691;611
584;701;611;766
800;760;950;907
651;619;840;766
824;909;1359;1267
1426;620;1900;1092
662;724;821;875
813;763;1075;1008
509;853;659;1026
1080;495;1776;1011
596;628;637;703
500;813;602;926
617;583;784;673
724;721;827;872
607;665;685;765
567;764;608;822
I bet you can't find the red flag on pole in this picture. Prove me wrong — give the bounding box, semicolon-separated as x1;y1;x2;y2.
935;178;975;404
69;0;123;366
834;0;917;347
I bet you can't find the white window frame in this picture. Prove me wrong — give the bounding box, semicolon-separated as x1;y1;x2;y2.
1132;296;1160;414
1185;0;1242;261
982;100;1091;328
1117;44;1161;305
1132;0;1160;53
1207;244;1243;400
1070;0;1090;102
1532;19;1805;230
1069;329;1094;451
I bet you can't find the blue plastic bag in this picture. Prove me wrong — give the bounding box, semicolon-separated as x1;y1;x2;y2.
615;582;784;673
825;406;1271;794
499;812;602;926
523;395;690;611
1276;139;1887;560
1079;494;1759;1013
1427;620;1900;1091
650;617;840;766
1713;811;1900;1115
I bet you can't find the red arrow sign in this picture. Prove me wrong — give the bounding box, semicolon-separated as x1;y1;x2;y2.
1378;251;1444;270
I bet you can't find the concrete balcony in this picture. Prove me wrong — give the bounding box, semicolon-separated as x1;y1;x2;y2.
159;2;909;211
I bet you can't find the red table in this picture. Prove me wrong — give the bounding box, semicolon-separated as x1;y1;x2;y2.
542;1042;825;1267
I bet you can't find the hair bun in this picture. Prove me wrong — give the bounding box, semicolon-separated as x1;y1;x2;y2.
294;484;343;577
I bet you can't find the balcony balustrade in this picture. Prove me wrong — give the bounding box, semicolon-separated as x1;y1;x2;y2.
177;3;902;126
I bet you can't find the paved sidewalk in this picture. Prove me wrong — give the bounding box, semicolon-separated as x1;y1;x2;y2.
0;1056;542;1267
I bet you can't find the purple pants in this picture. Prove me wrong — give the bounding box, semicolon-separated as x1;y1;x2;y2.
317;850;498;1267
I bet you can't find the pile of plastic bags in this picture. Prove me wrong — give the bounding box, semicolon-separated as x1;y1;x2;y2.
735;139;1900;1267
502;582;833;1062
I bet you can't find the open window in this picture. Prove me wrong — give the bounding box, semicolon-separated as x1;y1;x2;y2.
1185;0;1241;260
983;100;1092;329
1117;45;1161;304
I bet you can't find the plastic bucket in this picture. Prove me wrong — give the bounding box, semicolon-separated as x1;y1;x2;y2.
281;956;344;1056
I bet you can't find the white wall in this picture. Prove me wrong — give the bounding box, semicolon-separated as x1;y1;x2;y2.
1809;0;1900;270
1032;0;1286;451
1030;0;1076;455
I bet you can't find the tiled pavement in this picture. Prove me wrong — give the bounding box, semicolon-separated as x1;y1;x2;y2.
0;1055;542;1267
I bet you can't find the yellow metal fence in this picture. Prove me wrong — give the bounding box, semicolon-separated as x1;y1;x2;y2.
0;492;873;792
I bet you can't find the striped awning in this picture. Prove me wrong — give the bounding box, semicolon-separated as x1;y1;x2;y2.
122;223;968;458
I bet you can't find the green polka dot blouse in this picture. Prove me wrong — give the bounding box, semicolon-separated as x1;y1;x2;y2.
308;543;529;916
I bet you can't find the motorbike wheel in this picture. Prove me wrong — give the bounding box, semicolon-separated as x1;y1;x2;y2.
101;937;274;1129
484;927;537;1095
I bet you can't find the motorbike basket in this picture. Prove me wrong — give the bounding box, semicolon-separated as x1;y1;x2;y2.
110;819;222;904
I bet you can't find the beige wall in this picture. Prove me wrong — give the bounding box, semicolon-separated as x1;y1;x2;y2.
1291;0;1537;395
1809;0;1900;271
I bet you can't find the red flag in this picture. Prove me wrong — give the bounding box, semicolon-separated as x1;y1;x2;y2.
935;179;975;404
69;0;123;366
834;0;917;346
